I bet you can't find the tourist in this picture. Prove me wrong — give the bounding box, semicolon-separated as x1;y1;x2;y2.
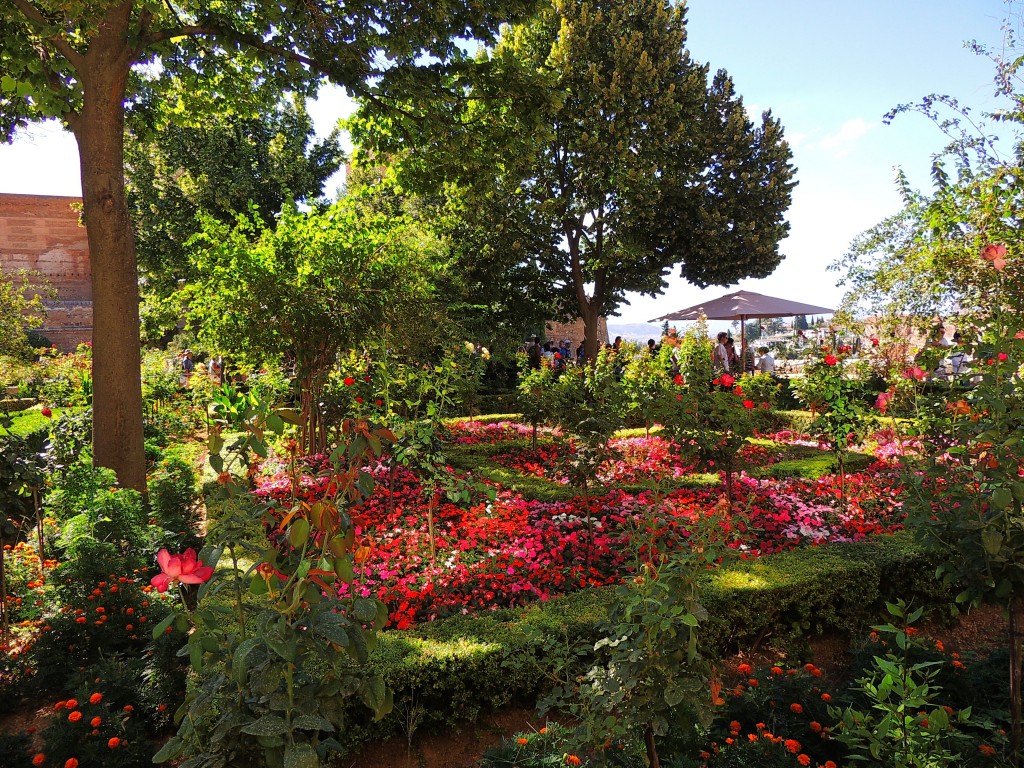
757;346;775;374
527;336;542;369
713;332;730;373
740;340;755;374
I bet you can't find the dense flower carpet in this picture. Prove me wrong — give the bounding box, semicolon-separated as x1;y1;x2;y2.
255;422;907;629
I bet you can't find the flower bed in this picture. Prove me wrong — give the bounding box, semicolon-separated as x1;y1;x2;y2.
254;428;907;629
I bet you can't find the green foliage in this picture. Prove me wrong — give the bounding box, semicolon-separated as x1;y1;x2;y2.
829;600;998;767
161;406;393;768
126;95;344;298
186;198;442;453
0;268;50;359
354;0;795;354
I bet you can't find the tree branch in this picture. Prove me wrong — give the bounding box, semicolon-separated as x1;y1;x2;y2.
9;0;85;71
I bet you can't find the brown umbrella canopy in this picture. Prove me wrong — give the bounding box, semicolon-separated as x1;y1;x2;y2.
650;290;835;322
651;290;835;354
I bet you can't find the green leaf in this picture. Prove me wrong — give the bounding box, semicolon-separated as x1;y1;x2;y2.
153;736;184;763
353;598;377;623
240;714;290;737
289;518;310;548
152;613;176;640
284;743;319;768
209;453;224;473
293;714;335;732
982;528;1004;556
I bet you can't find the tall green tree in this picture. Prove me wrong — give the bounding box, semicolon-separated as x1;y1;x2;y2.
353;0;796;358
0;269;50;359
126;94;344;298
186;198;442;453
0;0;537;490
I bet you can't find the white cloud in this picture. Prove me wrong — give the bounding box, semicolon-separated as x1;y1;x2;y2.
818;117;876;155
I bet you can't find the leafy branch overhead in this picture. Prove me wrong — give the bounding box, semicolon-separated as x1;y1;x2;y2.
352;0;797;357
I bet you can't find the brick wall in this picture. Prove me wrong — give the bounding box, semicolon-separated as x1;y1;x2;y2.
0;193;92;350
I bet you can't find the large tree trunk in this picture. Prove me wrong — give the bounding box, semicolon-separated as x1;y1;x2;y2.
72;13;146;492
581;302;602;361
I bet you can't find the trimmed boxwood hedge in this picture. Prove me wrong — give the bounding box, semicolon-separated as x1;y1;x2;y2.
339;531;951;752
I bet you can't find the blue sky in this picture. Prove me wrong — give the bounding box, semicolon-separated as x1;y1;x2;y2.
0;0;1013;325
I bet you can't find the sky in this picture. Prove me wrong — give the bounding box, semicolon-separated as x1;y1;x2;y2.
0;0;1015;329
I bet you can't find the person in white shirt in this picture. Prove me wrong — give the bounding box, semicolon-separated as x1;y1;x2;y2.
713;332;730;373
757;347;775;374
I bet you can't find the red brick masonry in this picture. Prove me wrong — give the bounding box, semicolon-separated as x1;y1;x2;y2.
0;193;92;350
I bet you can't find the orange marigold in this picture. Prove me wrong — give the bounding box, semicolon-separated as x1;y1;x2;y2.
33;754;45;766
90;717;101;727
824;762;837;768
108;737;121;749
565;756;581;766
517;738;529;745
65;759;79;768
797;754;811;766
737;663;752;675
821;693;832;702
770;666;783;676
68;711;82;723
89;692;102;704
790;703;803;714
809;721;822;733
980;744;997;757
784;739;801;754
66;698;78;708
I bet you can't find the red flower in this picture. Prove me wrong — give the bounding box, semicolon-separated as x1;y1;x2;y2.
375;399;384;406
343;377;355;386
789;702;803;714
875;391;890;414
743;400;755;409
998;352;1009;362
68;710;82;722
981;243;1007;271
355;397;364;404
720;373;735;387
33;754;45;766
151;548;214;593
733;386;743;396
737;663;752;675
823;354;838;366
673;374;684;386
65;759;79;768
870;337;879;347
904;366;925;381
108;737;121;749
41;407;52;418
89;692;102;704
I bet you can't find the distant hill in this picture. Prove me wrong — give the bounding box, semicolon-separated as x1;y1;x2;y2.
606;322;670;343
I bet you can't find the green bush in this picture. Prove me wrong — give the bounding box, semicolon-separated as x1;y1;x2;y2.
337;533;950;754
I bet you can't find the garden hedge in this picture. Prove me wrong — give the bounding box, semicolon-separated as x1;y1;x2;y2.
339;531;952;753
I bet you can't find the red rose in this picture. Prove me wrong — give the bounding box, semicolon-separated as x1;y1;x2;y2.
355;397;363;404
41;407;52;418
343;377;355;386
743;400;755;409
824;354;838;366
720;373;735;387
870;337;879;347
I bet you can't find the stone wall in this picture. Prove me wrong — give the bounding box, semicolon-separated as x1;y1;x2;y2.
0;193;92;350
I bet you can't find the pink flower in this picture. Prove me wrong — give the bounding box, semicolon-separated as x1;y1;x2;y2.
151;549;214;593
875;391;890;414
904;367;925;381
823;354;838;366
981;243;1007;271
41;407;52;418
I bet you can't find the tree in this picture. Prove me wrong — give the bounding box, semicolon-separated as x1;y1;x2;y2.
353;0;795;358
0;269;50;359
0;0;538;490
185;198;441;454
126;94;344;298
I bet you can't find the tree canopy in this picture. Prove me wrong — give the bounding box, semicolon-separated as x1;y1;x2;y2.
353;0;796;357
0;0;540;489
